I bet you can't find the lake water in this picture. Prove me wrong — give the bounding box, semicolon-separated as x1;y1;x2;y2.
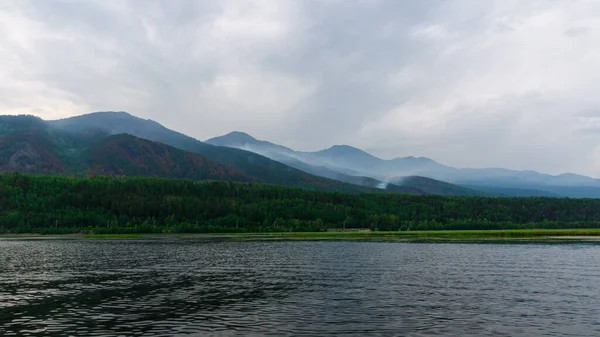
1;239;600;336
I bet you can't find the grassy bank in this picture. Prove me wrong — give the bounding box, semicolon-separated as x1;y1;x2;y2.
4;228;598;241
233;228;600;239
82;234;145;239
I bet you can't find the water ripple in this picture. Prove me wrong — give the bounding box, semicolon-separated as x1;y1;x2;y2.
1;240;600;336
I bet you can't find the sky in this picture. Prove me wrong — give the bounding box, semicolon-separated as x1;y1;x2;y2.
2;0;600;176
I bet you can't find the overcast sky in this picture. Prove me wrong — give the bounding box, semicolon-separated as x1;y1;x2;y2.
2;0;600;176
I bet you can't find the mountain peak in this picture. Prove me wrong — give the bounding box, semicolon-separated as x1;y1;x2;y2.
63;111;133;119
52;111;166;125
0;114;47;131
51;111;140;126
330;144;360;151
312;145;382;170
320;145;375;157
205;131;260;147
393;156;437;164
93;111;132;116
223;131;257;142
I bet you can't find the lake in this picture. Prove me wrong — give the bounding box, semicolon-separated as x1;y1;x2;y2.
1;239;600;336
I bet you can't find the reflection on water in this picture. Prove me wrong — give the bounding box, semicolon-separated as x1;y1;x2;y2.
1;239;600;336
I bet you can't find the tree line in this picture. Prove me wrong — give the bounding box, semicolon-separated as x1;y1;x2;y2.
2;173;600;234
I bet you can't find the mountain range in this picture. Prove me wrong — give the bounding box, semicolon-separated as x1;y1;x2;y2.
0;113;426;194
0;111;598;198
206;131;600;198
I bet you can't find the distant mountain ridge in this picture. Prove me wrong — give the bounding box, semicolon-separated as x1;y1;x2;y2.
206;132;454;180
205;130;600;197
206;131;485;196
4;111;599;197
49;112;401;193
0;112;429;195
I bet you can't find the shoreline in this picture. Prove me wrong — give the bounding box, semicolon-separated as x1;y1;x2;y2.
4;229;600;242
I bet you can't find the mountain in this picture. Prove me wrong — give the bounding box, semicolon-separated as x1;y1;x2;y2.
87;134;254;181
207;133;433;191
311;145;381;170
0;112;425;194
310;146;447;177
207;132;453;179
398;176;488;197
0;129;65;174
262;152;383;187
51;112;382;191
0;116;255;182
50;111;215;154
207;131;295;156
207;135;392;189
10;111;600;198
47;112;483;195
205;130;600;197
206;133;494;196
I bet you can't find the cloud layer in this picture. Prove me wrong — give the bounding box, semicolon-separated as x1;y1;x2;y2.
2;0;600;176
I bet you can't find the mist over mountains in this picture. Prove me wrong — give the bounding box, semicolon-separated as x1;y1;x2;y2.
206;130;600;198
0;112;421;195
1;111;600;198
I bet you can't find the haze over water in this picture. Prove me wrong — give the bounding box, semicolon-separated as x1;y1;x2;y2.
1;239;599;336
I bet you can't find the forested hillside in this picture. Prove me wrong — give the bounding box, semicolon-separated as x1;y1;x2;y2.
0;115;414;194
0;116;255;182
398;176;488;196
86;134;255;182
2;173;600;234
50;112;393;191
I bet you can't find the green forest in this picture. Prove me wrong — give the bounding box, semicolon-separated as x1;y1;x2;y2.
2;173;600;234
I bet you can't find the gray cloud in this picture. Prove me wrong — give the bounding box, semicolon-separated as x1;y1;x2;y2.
2;0;600;176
